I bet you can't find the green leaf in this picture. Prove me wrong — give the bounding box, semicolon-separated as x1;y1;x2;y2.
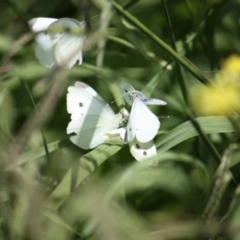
46;136;124;210
227;185;240;229
44;211;77;234
0;87;15;137
107;36;136;50
104;151;207;201
157;116;234;152
111;0;211;85
142;72;161;97
5;139;72;171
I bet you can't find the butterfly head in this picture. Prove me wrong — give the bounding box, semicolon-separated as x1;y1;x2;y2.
120;83;145;106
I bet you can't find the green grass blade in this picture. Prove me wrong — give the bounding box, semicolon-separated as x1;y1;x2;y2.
5;139;72;171
20;78;50;162
157;116;234;152
111;0;212;86
104;151;207;201
46;136;124;210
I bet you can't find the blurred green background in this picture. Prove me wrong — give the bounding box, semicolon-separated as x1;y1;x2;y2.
1;0;240;239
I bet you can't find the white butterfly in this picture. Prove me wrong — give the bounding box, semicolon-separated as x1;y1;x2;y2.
28;17;85;69
67;82;126;150
120;83;167;143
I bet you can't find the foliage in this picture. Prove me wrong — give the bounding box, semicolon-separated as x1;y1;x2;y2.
1;0;240;239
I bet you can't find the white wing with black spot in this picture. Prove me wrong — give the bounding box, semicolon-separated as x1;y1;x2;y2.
67;82;121;149
129;138;157;161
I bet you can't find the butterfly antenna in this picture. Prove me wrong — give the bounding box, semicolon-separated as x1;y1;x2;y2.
111;89;137;104
111;85;131;103
111;95;126;104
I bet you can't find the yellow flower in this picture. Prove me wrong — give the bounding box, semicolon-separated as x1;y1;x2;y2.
219;54;240;86
191;54;240;115
192;84;239;115
221;54;240;74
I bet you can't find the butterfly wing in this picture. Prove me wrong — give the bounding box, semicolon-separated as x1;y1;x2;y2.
29;17;60;67
52;18;85;68
142;98;167;105
29;17;59;50
67;82;120;149
67;82;115;118
129;139;157;161
120;83;136;106
35;45;55;68
67;115;119;149
28;17;58;33
54;35;84;68
120;83;166;106
126;98;160;143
